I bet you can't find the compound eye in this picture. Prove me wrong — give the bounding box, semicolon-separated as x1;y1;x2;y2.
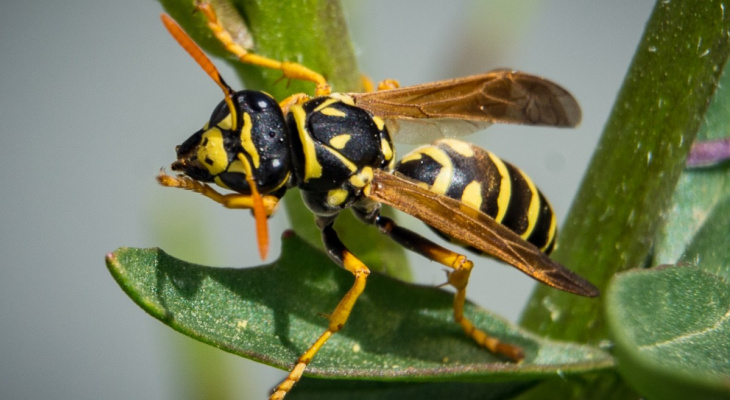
197;128;229;176
244;91;277;112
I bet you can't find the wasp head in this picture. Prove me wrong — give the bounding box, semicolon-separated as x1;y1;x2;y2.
170;90;293;197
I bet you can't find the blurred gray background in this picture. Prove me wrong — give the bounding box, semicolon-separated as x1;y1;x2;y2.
0;1;654;399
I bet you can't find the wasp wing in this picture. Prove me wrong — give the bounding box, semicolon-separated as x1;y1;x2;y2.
368;170;598;297
351;70;581;144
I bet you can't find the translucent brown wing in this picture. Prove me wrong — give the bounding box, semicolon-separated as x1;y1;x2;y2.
368;169;598;297
351;70;581;144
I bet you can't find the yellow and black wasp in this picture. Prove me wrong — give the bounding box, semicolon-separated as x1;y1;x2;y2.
157;4;598;400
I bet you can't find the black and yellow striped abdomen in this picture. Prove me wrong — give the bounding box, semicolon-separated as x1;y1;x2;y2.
395;138;557;253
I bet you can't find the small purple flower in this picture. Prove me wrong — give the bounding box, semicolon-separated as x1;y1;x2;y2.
687;138;730;168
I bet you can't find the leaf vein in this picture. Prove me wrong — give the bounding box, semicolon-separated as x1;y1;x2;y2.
638;307;730;350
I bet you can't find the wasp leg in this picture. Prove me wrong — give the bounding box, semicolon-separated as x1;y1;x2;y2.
196;1;331;96
368;213;524;362
360;75;375;93
360;75;400;92
278;93;311;115
376;79;400;91
270;216;370;400
157;171;279;215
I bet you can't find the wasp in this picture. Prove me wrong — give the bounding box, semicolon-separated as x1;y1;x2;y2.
157;4;598;400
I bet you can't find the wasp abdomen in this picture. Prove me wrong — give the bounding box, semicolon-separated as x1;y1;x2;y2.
395;139;556;253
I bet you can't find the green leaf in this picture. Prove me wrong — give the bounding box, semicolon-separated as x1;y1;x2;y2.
605;265;730;400
653;61;730;281
678;195;730;280
107;233;611;389
291;379;531;400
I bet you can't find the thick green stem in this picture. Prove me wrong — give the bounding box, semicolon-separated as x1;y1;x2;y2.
521;0;730;343
518;1;730;398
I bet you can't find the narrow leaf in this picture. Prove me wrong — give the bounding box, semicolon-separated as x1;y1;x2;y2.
291;379;530;400
107;233;611;388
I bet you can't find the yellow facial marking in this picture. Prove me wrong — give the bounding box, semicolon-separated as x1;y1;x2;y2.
226;159;246;174
291;104;323;181
216;113;233;131
461;181;483;211
487;152;511;223
198;128;228;176
441;139;474;157
349;166;374;188
239;112;260;168
520;170;541;240
329;134;351;149
327;188;349;207
320;107;347;117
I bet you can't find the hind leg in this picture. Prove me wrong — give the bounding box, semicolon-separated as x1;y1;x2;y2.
358;210;524;361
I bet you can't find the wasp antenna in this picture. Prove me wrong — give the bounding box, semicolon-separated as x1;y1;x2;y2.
236;154;269;260
160;14;239;128
250;180;270;260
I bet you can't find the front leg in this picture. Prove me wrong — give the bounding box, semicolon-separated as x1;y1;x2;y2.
196;1;331;96
157;170;279;214
270;216;370;400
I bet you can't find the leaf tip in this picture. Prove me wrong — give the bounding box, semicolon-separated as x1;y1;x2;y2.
105;250;120;270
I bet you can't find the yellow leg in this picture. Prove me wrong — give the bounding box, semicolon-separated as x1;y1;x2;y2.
157;171;279;215
278;93;312;115
270;221;370;400
376;79;400;91
360;76;400;93
372;215;524;361
360;75;375;93
197;1;332;97
447;261;524;362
